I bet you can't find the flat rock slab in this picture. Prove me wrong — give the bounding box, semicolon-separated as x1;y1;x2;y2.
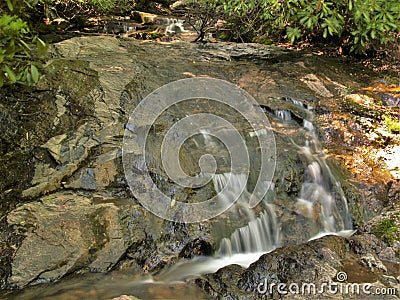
7;192;126;287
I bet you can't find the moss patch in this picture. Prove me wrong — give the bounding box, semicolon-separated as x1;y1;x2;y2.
371;215;400;247
383;115;400;134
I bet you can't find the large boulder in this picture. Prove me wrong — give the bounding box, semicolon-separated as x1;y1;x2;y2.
7;193;127;287
196;235;399;299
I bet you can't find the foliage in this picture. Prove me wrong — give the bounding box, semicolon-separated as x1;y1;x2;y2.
185;0;224;42
1;0;41;15
371;216;400;247
41;0;135;24
219;0;272;42
0;0;137;88
192;0;400;54
347;0;399;53
0;1;48;87
383;115;400;133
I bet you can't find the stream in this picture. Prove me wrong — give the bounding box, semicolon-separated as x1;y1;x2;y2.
5;82;354;299
0;33;399;299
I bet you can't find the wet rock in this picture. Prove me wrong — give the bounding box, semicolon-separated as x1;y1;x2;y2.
238;236;346;293
179;238;213;259
7;193;126;287
197;235;399;299
5;192;217;291
300;73;334;97
0;221;24;289
360;253;387;273
198;42;303;63
272;139;305;198
22;125;100;198
195;264;247;299
195;236;347;299
357;207;400;261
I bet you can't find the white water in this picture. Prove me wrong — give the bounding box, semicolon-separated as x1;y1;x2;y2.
154;99;352;283
293;100;352;237
154;251;265;282
217;207;279;256
165;18;187;34
303;119;315;131
275;110;292;121
155;172;280;282
212;173;279;256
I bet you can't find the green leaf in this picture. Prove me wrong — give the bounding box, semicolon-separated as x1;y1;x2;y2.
26;71;32;85
300;16;308;24
36;39;49;57
286;26;301;43
36;37;47;48
6;0;14;11
30;64;39;82
18;38;32;51
0;73;4;87
306;18;312;28
4;65;16;82
323;28;328;38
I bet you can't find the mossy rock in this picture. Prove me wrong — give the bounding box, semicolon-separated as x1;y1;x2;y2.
371;214;400;247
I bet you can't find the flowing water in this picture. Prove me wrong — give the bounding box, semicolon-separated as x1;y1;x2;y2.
165;18;188;34
137;98;353;283
5;97;354;299
274;110;292;121
102;17;189;36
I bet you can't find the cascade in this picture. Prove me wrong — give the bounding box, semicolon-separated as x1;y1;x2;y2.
293;100;352;236
165;18;187;34
212;173;279;256
217;207;279;256
155;173;279;282
156;100;353;281
274;110;292;121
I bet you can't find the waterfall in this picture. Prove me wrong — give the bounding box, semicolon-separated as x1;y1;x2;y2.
200;129;213;145
165;18;187;34
290;99;306;108
292;100;353;237
212;173;279;256
212;173;249;208
296;150;353;236
303;119;315;131
217;208;279;256
154;98;353;283
283;97;306;108
154;173;280;282
274;110;292;121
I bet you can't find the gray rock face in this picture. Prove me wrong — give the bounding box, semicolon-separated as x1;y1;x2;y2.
194;236;345;299
196;235;399;299
237;236;346;293
7;193;126;287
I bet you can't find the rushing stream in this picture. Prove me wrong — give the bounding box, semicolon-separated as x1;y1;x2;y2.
5;94;355;299
151;98;353;282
